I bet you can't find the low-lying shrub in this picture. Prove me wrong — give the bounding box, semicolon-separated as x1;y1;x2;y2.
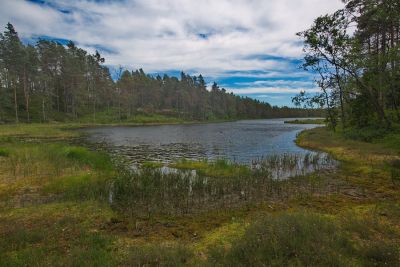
122;244;192;267
207;212;355;266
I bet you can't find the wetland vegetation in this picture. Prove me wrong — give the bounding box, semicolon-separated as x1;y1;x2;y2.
1;122;400;266
1;0;400;266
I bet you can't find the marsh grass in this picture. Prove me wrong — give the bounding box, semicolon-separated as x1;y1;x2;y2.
1;125;400;266
0;147;10;157
122;244;193;267
142;161;164;169
77;110;187;124
207;212;355;266
2;144;112;180
387;159;400;185
0;201;117;267
112;155;333;216
206;209;400;267
170;158;252;178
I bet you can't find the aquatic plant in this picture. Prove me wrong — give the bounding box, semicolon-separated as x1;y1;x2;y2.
111;153;336;216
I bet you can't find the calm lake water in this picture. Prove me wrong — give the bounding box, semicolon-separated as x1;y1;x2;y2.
81;118;324;164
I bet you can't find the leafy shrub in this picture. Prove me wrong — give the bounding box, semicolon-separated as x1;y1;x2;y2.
343;127;389;142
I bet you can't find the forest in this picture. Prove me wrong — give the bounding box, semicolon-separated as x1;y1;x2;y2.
0;23;319;124
293;0;400;138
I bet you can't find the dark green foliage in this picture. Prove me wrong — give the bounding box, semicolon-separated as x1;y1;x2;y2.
342;126;390;142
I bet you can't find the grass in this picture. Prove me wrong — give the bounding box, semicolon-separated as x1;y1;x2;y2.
141;161;164;168
0;123;400;265
208;212;355;266
121;244;193;266
0;147;10;157
207;209;400;266
170;159;252;178
78;110;188;124
284;118;325;124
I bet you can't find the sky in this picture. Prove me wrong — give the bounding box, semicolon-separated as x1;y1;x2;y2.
0;0;344;106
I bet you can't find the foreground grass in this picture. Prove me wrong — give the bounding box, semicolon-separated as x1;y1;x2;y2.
0;124;399;266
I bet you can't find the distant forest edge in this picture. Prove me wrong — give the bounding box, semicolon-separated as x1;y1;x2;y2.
0;23;321;124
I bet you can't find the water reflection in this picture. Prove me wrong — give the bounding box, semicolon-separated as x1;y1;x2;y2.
81;118;325;164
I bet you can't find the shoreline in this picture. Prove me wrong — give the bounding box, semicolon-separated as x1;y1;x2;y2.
1;124;399;265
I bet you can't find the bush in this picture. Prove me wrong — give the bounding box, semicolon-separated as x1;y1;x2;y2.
343;127;389;142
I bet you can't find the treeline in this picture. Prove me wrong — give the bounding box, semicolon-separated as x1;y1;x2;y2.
0;23;320;123
294;0;400;131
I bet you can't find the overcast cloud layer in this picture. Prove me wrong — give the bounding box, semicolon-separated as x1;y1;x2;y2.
0;0;343;106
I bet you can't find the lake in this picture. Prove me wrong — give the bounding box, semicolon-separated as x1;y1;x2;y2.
81;118;325;164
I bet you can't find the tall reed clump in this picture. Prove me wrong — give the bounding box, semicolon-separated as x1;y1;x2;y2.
1;141;114;203
41;145;115;201
111;154;334;216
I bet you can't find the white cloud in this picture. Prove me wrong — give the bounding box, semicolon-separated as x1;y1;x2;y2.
226;87;320;94
0;0;342;101
0;0;343;72
233;80;315;88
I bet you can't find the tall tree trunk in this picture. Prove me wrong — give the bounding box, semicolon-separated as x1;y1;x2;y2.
13;79;19;123
93;97;96;122
42;98;46;122
335;65;346;127
23;68;30;122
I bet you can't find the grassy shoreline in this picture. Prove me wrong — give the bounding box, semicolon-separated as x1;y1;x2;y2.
1;124;399;266
284;118;325;124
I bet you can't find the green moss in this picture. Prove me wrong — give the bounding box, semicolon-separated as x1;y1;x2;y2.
0;147;10;157
169;159;209;170
170;159;251;178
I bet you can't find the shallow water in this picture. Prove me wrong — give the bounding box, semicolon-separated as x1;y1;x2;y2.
81;118;324;164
